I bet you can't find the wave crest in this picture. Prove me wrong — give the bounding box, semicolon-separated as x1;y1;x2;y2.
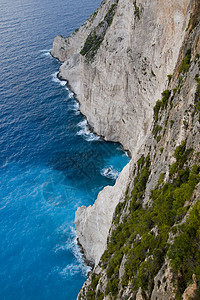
77;120;100;142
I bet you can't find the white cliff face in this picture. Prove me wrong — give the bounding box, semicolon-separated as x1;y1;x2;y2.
75;161;132;265
78;0;190;154
52;0;191;266
53;0;190;155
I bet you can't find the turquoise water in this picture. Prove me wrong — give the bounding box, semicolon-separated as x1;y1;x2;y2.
0;0;129;299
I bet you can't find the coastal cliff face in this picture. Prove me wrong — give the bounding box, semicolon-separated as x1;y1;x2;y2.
52;0;191;265
52;0;200;298
77;5;200;297
75;161;132;266
52;0;190;155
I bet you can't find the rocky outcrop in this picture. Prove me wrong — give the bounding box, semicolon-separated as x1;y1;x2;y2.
75;161;132;265
182;275;197;300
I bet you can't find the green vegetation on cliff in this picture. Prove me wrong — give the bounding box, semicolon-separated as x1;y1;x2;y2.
97;144;200;297
152;89;171;141
179;49;191;74
169;200;200;298
133;1;140;19
84;49;200;299
153;89;171;123
77;4;200;297
80;1;119;61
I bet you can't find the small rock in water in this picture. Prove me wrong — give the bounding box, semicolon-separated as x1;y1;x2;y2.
106;168;111;174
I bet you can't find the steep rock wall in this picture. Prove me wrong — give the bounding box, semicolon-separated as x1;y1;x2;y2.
52;0;191;267
52;0;190;155
75;161;132;266
77;9;200;297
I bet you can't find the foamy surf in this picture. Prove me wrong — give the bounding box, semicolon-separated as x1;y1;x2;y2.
77;120;100;142
68;91;74;99
51;72;67;86
123;152;129;158
59;264;80;277
101;166;119;180
39;49;52;58
68;100;80;115
56;227;91;278
71;227;92;275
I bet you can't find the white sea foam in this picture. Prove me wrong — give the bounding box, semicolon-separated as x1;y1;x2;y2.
101;166;119;180
77;120;87;128
39;49;51;52
0;204;7;210
77;120;100;142
123;151;129;158
54;241;72;253
68;101;80;115
55;227;91;278
68;91;74;99
51;72;67;86
60;264;81;277
117;146;130;158
71;227;92;276
39;49;52;58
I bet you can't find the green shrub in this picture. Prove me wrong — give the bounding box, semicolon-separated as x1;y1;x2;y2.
96;291;104;300
168;199;200;295
169;141;193;176
99;145;199;297
91;273;101;290
137;154;145;168
80;1;118;61
194;74;200;121
179;49;191;74
105;278;119;295
161;90;171;108
86;289;95;299
153;90;171;122
167;74;172;83
80;31;103;60
153;124;162;139
153;100;162;122
133;1;140;19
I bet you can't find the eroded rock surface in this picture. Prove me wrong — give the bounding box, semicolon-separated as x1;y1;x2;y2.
52;0;200;299
52;0;191;266
75;161;132;265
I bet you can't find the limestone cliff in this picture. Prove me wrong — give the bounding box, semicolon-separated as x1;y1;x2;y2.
75;162;132;266
52;0;191;265
52;0;200;298
76;2;200;296
52;0;190;155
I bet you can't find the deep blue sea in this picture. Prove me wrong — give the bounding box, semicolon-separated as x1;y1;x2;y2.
0;0;129;299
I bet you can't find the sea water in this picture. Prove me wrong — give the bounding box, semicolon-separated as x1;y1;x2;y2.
0;0;129;299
